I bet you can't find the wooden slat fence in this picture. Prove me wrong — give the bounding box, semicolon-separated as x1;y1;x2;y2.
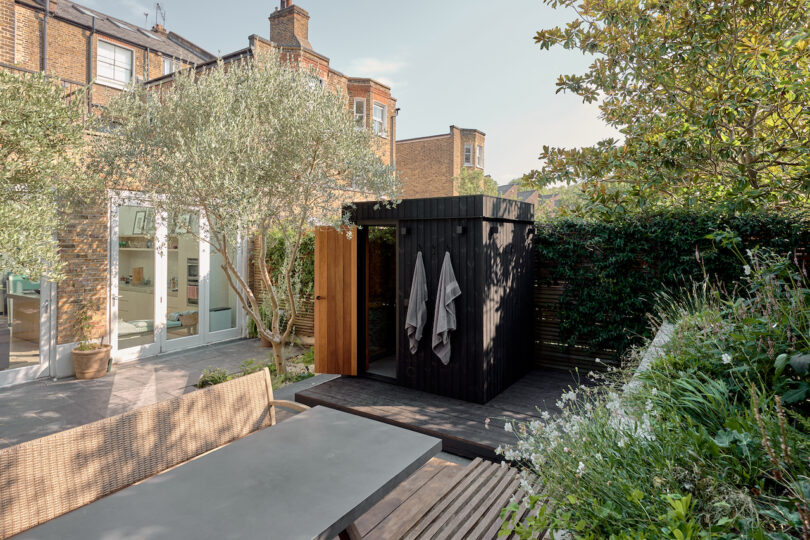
533;259;617;372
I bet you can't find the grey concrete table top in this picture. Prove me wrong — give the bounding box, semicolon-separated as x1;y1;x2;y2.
15;406;441;540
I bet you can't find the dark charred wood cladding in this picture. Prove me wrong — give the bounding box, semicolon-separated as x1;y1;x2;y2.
346;196;534;403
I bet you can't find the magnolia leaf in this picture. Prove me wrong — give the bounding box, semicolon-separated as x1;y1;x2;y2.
789;353;810;376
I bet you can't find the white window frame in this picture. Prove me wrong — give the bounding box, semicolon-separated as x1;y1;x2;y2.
354;98;366;129
477;145;484;168
97;39;134;89
372;102;387;137
464;144;473;166
162;56;176;76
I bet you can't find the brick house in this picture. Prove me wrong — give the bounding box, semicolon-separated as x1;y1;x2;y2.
395;126;486;198
0;0;398;387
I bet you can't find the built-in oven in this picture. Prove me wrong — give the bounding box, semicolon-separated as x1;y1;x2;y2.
187;258;199;305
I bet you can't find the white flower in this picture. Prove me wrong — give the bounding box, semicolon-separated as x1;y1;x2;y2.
743;265;751;276
504;422;513;433
722;353;732;365
576;461;586;477
563;446;570;453
645;400;654;412
541;411;552;421
651;387;658;396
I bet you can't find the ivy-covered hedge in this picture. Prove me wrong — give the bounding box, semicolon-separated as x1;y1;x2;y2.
535;211;810;359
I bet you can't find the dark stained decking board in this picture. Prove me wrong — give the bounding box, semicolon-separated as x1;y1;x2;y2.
295;370;577;460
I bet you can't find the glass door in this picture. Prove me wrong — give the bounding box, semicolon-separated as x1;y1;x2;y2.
206;229;243;344
0;275;53;387
161;212;204;352
110;200;162;363
110;195;246;363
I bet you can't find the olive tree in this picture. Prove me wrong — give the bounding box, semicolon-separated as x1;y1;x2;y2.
0;71;95;279
94;53;400;373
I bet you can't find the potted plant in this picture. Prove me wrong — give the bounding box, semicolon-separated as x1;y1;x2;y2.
71;295;111;379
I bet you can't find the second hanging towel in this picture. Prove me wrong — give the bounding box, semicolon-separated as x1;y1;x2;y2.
432;251;461;365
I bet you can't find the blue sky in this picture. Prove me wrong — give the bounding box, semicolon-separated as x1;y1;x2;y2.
82;0;618;184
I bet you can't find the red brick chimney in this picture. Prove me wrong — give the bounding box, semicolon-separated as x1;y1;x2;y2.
151;23;168;36
269;1;311;50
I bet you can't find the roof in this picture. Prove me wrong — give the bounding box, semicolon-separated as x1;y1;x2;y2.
19;0;214;64
345;196;535;224
517;190;538;202
497;185;516;196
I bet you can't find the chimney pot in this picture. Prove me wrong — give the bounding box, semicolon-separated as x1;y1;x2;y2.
151;23;167;35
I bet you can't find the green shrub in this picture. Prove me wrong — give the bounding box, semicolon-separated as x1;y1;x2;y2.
196;367;230;388
500;250;810;538
535;210;810;358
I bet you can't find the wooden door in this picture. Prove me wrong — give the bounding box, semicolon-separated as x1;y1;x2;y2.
314;226;358;375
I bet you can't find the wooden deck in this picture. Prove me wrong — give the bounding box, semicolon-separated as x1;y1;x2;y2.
295;369;577;460
349;457;540;540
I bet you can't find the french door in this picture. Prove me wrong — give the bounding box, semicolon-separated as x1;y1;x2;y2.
110;193;243;363
0;277;54;388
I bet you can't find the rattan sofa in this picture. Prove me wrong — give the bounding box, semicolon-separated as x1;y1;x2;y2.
0;368;308;539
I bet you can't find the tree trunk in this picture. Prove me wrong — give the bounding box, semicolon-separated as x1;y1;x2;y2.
270;339;287;375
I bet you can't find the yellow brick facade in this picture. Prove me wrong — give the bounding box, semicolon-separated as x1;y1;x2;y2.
396;126;486;198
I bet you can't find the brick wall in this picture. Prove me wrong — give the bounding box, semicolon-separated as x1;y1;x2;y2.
14;4;40;70
397;126;486;198
0;0;14;64
396;135;455;198
56;203;109;345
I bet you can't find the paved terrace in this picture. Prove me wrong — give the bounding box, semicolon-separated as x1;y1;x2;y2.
0;339;331;448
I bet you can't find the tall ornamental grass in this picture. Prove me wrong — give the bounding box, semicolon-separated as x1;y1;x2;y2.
500;249;810;539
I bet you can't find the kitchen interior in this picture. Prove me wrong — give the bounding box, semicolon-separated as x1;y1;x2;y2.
0;274;41;372
116;206;236;351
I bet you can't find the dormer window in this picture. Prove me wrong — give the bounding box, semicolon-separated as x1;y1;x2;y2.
372;102;387;137
354;98;366;129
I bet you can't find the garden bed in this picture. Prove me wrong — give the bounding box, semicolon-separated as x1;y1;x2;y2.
500;249;810;539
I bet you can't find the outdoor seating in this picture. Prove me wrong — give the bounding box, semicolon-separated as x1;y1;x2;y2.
0;368;307;539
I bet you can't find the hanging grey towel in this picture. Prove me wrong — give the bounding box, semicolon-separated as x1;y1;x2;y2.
432;251;461;365
405;251;428;354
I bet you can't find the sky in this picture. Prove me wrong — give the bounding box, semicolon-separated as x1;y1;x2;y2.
80;0;619;184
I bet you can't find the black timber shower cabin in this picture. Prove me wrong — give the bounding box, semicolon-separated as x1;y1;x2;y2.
314;195;535;403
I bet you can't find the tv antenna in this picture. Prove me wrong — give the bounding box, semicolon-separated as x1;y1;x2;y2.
155;3;166;27
143;11;149;27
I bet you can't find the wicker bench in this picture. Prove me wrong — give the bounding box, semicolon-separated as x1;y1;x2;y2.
0;368;308;539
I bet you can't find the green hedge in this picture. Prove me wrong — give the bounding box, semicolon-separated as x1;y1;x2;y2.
535;210;810;359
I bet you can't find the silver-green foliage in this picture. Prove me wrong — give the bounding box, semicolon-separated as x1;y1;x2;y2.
94;52;401;372
0;71;95;280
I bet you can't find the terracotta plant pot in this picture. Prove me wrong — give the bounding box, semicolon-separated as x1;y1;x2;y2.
72;344;112;380
260;334;273;348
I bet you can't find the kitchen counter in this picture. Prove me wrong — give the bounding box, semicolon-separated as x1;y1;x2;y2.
7;292;40;342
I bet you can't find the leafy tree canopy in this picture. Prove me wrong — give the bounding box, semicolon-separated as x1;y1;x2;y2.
524;0;810;216
94;52;400;372
455;168;497;196
0;71;97;279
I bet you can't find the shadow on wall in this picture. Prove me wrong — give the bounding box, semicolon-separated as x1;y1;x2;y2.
482;219;534;399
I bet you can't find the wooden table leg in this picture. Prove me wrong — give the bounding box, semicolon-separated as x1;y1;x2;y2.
338;522;361;540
